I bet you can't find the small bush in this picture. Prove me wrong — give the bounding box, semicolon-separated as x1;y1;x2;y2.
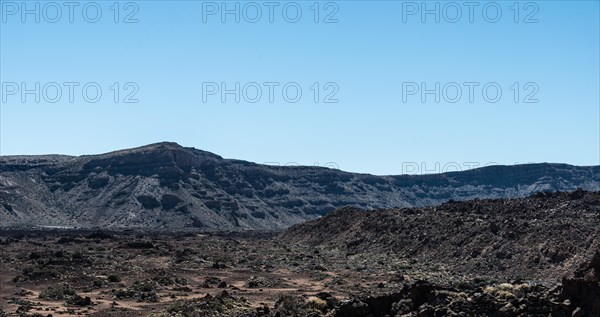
275;295;306;317
39;284;76;300
86;231;113;240
107;275;121;283
124;241;155;249
56;237;81;244
67;295;92;306
93;279;104;288
13;266;60;282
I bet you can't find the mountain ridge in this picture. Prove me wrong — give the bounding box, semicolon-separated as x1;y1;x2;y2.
3;141;596;176
1;142;599;230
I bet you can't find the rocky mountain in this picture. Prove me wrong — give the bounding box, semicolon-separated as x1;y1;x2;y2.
281;190;600;281
0;142;599;230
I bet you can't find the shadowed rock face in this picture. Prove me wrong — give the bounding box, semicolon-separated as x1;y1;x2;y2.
0;142;599;230
562;250;600;316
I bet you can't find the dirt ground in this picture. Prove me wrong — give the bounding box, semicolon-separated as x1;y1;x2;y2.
0;230;413;316
1;212;597;317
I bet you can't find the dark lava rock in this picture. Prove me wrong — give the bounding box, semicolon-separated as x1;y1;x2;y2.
363;292;404;316
562;250;600;316
334;299;370;317
569;188;586;200
408;280;434;309
281;191;600;279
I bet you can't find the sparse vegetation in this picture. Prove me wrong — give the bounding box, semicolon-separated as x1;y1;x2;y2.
1;191;599;316
107;274;121;283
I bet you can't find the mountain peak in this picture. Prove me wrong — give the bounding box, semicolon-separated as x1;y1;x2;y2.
94;142;184;156
87;142;222;161
139;141;184;149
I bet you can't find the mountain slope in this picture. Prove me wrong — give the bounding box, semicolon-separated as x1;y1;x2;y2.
0;142;599;230
281;190;600;280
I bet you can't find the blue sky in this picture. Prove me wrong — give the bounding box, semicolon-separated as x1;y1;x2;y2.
1;0;598;175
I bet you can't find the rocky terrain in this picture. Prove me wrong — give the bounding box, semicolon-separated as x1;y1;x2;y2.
1;142;599;230
282;190;600;283
1;193;600;316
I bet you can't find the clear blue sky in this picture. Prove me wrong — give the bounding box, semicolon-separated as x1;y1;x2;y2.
1;0;598;175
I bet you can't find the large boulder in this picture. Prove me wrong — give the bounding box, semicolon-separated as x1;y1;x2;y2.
562;250;600;316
